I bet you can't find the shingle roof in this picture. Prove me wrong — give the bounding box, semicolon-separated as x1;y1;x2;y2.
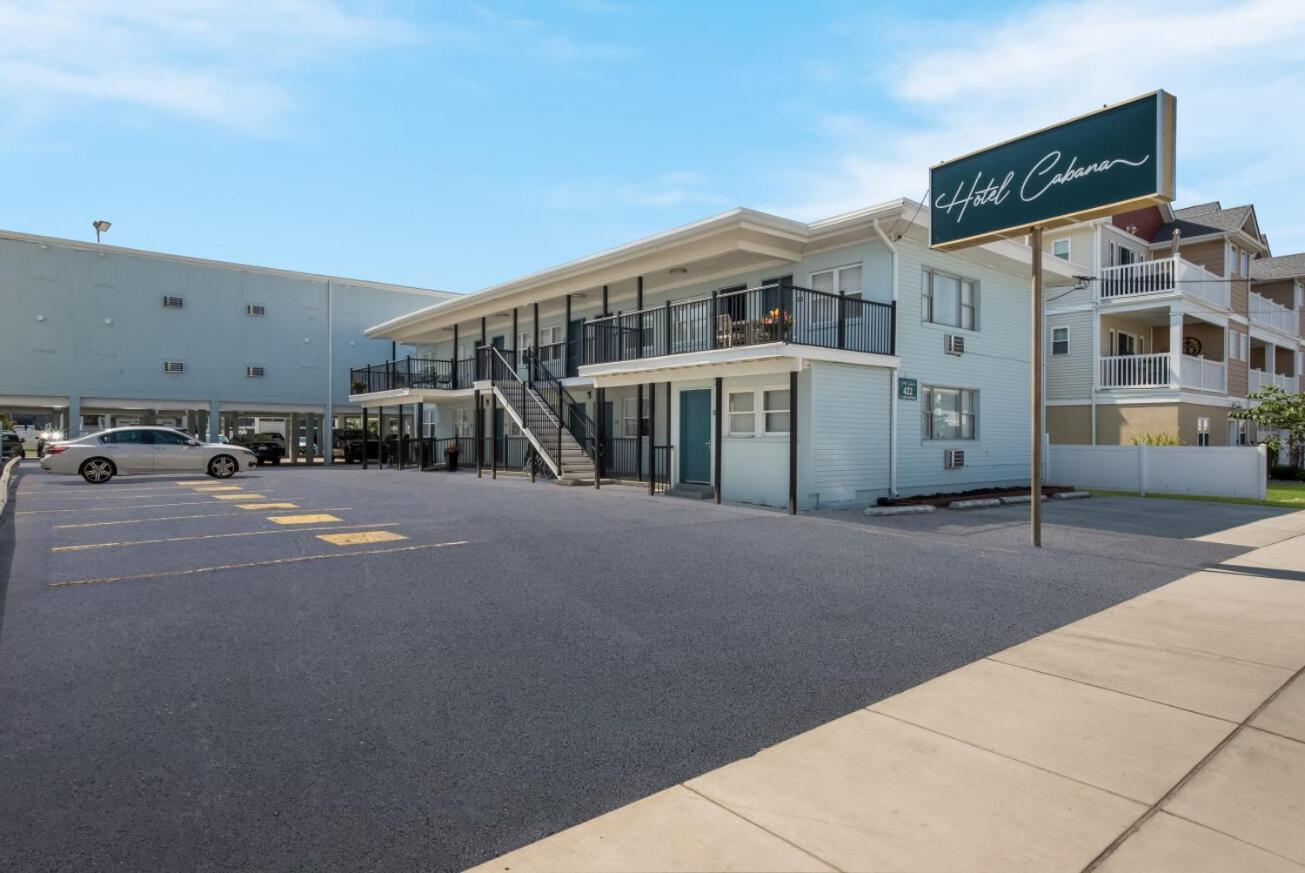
1251;253;1305;281
1153;203;1257;244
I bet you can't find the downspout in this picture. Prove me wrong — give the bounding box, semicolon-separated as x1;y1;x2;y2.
873;218;900;496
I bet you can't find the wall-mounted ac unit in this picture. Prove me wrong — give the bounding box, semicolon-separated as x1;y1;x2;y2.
162;295;185;309
944;448;965;469
246;304;266;317
245;366;265;378
945;334;965;356
162;361;185;374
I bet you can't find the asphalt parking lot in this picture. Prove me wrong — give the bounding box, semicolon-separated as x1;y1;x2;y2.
0;463;1294;872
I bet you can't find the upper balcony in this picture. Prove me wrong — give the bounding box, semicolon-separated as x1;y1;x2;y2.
581;283;895;368
1097;256;1227;309
1250;291;1296;334
1099;353;1227;392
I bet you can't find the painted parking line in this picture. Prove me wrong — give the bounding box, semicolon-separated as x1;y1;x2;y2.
51;522;401;552
212;493;264;501
18;490;222;501
236;502;299;510
16;499;309;515
49;539;469;588
266;513;342;525
188;485;243;493
52;507;352;529
316;530;409;546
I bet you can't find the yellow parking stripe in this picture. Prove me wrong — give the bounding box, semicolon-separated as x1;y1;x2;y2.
53;507;351;529
52;522;401;552
50;539;469;588
266;513;342;525
189;485;242;492
213;493;263;500
236;502;298;510
316;530;408;546
17;499;303;515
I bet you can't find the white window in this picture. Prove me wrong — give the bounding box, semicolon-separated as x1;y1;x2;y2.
811;264;863;300
518;331;531;351
922;386;976;440
1197;416;1210;447
923;269;978;330
246;304;265;317
1112;330;1143;356
727;391;755;436
453;408;473;437
1052;239;1071;261
1051;326;1070;355
1241;251;1250;276
1229;246;1240;277
764;389;790;435
621;396;640;438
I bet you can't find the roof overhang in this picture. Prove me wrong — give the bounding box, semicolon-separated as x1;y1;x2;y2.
578;343;901;388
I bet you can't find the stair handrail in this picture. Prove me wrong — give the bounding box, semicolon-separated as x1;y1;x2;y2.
524;347;599;464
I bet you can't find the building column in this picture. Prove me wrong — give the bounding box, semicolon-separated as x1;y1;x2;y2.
713;377;722;504
208;400;220;442
1168;307;1183;389
595;387;605;489
289;413;300;463
647;381;656;496
474;390;483;477
490;391;497;480
788;369;798;515
68;394;81;439
362;407;369;469
636;385;644;482
397;404;406;470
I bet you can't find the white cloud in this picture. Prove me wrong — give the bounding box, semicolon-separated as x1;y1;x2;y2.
778;0;1305;245
0;0;413;131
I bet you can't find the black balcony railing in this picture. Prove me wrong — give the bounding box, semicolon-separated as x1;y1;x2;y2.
582;283;894;366
349;357;453;395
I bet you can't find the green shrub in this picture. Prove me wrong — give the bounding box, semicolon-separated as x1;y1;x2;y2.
1130;432;1180;446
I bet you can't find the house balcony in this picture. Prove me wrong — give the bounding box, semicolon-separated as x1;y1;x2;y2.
1250;291;1296;334
580;283;895;369
1099;353;1226;392
350;355;482;397
1250;369;1294;393
1097;256;1227;309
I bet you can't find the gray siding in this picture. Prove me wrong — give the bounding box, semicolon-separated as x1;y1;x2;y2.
809;361;890;503
1047;311;1093;400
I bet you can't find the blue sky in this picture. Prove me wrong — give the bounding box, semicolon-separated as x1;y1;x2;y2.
2;0;1303;292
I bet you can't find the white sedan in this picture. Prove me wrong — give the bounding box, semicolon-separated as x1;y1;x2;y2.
40;426;258;484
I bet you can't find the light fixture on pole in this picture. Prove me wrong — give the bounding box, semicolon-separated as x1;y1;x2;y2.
92;220;111;243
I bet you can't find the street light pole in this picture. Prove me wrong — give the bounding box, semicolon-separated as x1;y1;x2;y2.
1031;226;1044;548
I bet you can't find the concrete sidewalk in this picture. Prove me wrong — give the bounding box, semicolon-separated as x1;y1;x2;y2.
470;515;1305;873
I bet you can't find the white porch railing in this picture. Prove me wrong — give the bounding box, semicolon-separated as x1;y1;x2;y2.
1178;355;1226;392
1097;256;1228;309
1250;291;1295;333
1100;353;1169;387
1250;369;1294;393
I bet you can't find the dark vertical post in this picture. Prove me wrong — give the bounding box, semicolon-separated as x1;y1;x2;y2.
636;275;644;358
491;390;498;480
890;301;897;355
452;323;460;389
602;285;609;317
837;290;846;350
648;380;656;496
636;385;644;482
788;370;798;515
710;291;719;349
362;406;369;469
512;307;519;366
563;294;574;375
532;301;540;383
1031;226;1044;548
713;377;722;504
474;390;483;477
417;401;425;468
397;403;406;470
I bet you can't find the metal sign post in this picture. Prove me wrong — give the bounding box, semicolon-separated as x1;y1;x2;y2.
1030;227;1043;547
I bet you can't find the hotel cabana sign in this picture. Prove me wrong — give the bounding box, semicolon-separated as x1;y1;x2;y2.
929;91;1176;250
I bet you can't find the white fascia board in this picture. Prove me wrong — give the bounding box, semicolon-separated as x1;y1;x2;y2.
81;396;221;411
579;343;900;388
0;394;72;407
1091;391;1240;408
348;387;475;406
1249;323;1299;346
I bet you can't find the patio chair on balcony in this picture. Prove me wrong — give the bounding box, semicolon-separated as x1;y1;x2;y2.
716;314;734;348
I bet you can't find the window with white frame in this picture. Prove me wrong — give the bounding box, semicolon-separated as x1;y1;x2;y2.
453;408;473;437
1229;246;1240;277
518;331;531;352
1197;416;1210;447
1052;239;1071;261
621;396;640;438
763;389;790;435
1051;326;1070;355
922;386;977;440
539;325;563;361
923;269;978;330
811;264;863;300
1241;250;1250;276
727;391;755;436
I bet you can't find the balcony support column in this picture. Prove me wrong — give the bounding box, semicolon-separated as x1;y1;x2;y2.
362;406;369;470
788;369;798;515
648;380;656;496
474;390;483;478
397;404;405;470
532;301;540;385
452;324;460;389
564;294;572;378
1168;307;1183;388
713;376;722;504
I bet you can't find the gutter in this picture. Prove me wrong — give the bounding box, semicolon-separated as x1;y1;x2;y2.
873;218;900;496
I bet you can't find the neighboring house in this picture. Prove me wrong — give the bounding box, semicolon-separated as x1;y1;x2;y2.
1042;201;1299;447
351;199;1076;510
0;229;456;451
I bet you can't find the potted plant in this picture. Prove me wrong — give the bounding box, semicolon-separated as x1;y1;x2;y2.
351;376;368;394
760;307;793;341
445;442;460;472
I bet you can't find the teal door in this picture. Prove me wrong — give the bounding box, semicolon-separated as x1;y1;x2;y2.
679;389;711;484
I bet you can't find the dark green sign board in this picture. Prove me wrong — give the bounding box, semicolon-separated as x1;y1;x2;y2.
930;91;1176;250
897;377;918;401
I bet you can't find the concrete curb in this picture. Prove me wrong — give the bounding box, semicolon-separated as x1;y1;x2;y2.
864;504;937;517
999;494;1047;505
0;456;19;524
1054;491;1091;500
948;497;1002;510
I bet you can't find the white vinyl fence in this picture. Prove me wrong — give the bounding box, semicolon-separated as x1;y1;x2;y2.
1048;444;1268;500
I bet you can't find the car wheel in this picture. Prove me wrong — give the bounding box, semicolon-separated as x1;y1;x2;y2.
80;457;116;484
208;455;238;479
271;457;281;465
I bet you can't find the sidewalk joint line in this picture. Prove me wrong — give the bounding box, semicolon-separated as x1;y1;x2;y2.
1158;809;1305;867
679;783;847;873
1078;661;1305;872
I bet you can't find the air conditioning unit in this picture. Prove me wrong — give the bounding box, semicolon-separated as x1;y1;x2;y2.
245;366;265;378
945;334;965;356
944;448;965;469
162;361;185;374
162;295;185;309
246;304;265;317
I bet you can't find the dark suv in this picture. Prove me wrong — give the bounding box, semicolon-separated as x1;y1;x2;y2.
2;430;24;461
232;432;286;465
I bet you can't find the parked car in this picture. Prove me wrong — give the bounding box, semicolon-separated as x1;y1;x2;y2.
233;432;286;465
336;428;381;463
39;426;257;484
2;430;23;461
36;427;65;458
